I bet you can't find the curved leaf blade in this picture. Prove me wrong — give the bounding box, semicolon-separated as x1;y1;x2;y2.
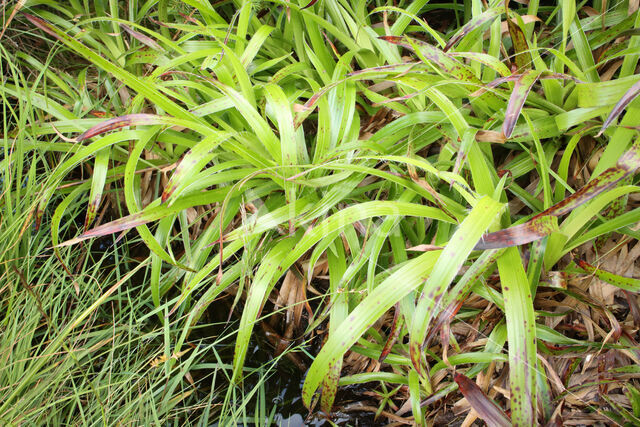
409;196;503;373
598;79;640;136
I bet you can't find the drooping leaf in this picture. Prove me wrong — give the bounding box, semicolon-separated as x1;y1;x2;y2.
475;141;640;250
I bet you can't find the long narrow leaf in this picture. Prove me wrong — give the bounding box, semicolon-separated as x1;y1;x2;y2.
409;196;503;373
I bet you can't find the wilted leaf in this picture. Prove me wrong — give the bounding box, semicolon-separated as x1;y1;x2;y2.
1;0;26;40
23;12;62;41
475;130;507;143
454;373;511;427
301;0;320;9
500;15;541;35
379;304;403;362
57;187;229;247
475;215;557;250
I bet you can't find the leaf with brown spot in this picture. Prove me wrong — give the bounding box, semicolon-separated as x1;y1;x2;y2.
301;0;320;9
454;373;511;427
160;132;235;204
346;62;418;77
444;7;502;52
475;215;558;250
576;259;640;292
475;141;640;250
294;64;416;128
598;79;640;136
119;24;163;50
380;35;506;110
22;12;62;41
505;9;532;72
503;70;541;138
320;361;341;413
77;114;164;141
380;35;478;82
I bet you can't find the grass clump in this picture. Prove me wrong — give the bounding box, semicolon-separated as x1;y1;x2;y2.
2;0;640;424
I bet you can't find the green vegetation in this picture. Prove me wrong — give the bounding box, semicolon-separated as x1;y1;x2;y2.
1;0;640;424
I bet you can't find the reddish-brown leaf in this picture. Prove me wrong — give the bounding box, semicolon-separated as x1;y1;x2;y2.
425;299;462;346
23;13;61;41
454;373;511;427
597;79;640;136
503;70;541;138
444;7;502;52
301;0;320;9
379;304;403;362
57;212;147;247
474;141;640;250
76;113;162;141
119;24;163;50
475;215;558;250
